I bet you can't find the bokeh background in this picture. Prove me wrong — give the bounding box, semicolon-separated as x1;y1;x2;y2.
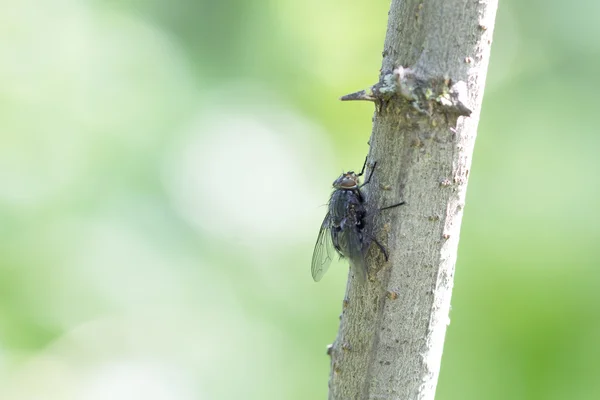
1;0;599;399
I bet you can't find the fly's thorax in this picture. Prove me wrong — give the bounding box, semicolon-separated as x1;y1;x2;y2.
329;188;364;222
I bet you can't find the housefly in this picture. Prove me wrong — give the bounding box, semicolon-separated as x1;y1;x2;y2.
311;159;403;283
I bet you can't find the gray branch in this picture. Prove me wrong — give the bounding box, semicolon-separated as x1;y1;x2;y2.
328;1;498;399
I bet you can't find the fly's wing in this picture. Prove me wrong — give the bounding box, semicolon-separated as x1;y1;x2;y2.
311;213;335;282
343;228;367;283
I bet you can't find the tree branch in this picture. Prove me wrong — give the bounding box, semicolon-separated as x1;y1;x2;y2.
328;1;498;399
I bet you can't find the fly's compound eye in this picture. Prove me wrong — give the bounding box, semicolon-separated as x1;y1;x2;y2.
339;174;358;189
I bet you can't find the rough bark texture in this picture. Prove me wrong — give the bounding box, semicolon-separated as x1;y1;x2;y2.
328;1;498;399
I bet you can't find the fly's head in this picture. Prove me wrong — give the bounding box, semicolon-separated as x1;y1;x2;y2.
333;171;360;190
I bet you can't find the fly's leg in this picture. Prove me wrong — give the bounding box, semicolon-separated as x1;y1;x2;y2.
370;201;405;218
356;156;368;177
371;237;389;261
367;201;405;264
363;235;389;281
359;161;377;188
380;201;405;211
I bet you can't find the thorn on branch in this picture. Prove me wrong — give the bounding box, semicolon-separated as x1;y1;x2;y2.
340;89;376;102
339;65;473;118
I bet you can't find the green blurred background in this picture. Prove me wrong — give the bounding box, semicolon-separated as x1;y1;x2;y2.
1;0;599;399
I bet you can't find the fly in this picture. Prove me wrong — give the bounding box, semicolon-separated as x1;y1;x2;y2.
311;159;404;283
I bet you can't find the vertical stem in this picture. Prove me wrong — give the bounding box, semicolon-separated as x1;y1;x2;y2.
328;1;498;399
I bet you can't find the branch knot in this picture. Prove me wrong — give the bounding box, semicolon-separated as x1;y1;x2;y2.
340;66;472;117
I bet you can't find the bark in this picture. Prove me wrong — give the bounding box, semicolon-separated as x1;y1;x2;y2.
328;1;498;399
